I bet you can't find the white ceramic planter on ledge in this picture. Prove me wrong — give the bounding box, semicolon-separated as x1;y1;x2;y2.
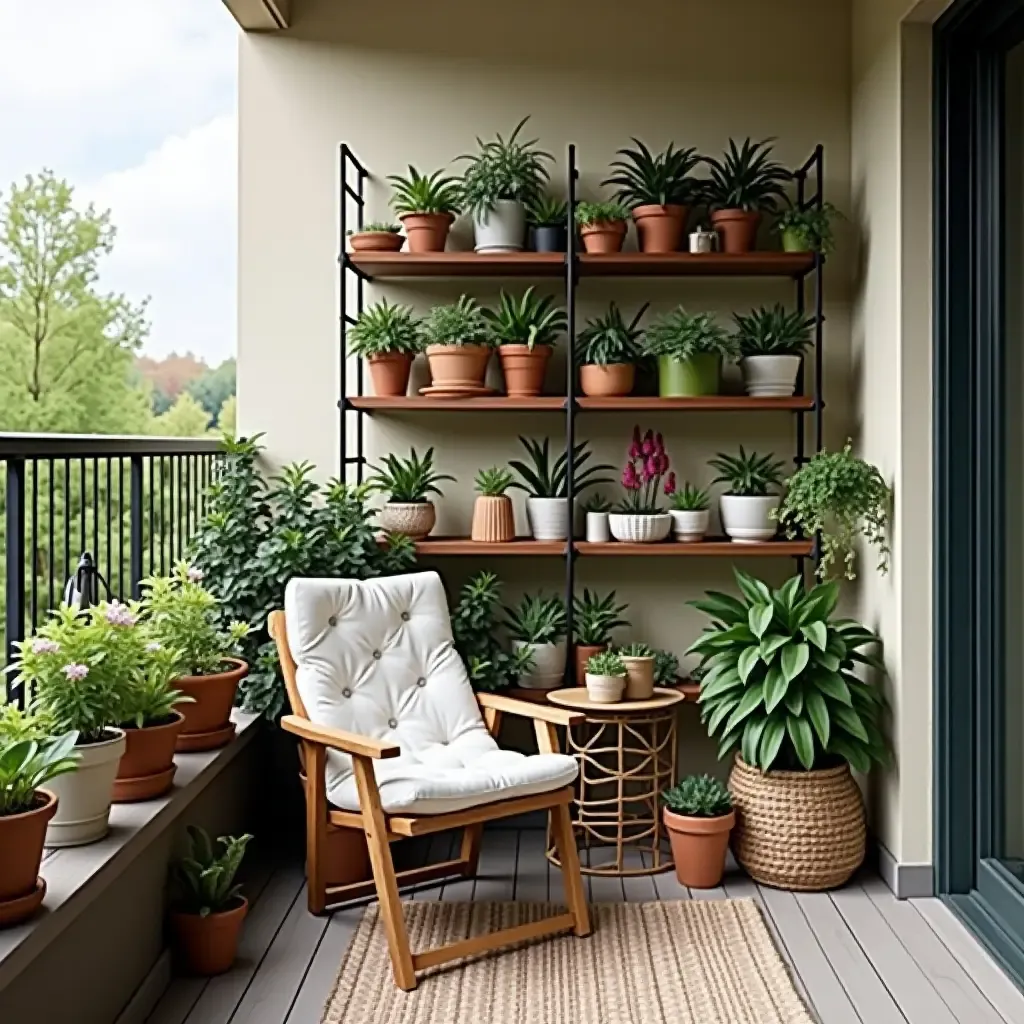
585;673;626;704
608;512;672;543
473;199;526;253
585;511;610;543
741;355;802;397
515;640;567;689
46;729;126;847
720;494;780;543
670;509;710;542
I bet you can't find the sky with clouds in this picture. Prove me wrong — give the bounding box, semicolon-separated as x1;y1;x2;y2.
0;0;237;364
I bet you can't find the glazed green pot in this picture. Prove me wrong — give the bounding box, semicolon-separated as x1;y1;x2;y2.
658;353;721;397
782;227;811;253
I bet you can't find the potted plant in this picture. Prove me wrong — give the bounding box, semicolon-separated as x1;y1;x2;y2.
576;301;647;398
367;447;455;540
504;593;567;690
775;442;892;580
458;117;552;253
419;295;495;392
582;493;612;543
348;298;422;398
386;166;461;253
709;447;786;542
661;775;735;889
575;200;630;254
584;650;627;703
528;195;569;253
669;482;711;542
508;436;613;541
0;727;78;926
641;307;737;397
688;569;890;890
618;642;656;700
652;648;680;687
170;826;253;976
572;589;629;684
483;287;566;398
776;200;843;254
603;139;702;253
471;466;516;543
733;304;813;398
609;427;674;543
702;138;791;254
141;565;251;753
346;221;404;253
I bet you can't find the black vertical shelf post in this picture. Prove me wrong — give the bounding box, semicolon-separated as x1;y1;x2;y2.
564;144;579;678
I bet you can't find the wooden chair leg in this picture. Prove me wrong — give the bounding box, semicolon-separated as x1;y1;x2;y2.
460;823;484;876
304;744;328;915
551;802;592;938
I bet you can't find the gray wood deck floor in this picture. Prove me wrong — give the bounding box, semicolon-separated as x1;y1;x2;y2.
146;827;1024;1024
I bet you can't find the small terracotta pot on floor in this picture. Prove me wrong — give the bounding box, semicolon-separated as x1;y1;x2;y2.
579;363;634;398
399;213;453;253
632;204;689;253
0;789;56;927
114;711;185;802
664;807;735;889
580;220;627;254
574;644;605;685
471;495;515;542
171;897;249;976
711;209;761;254
175;659;248;753
367;353;413;397
499;344;551;397
347;231;404;253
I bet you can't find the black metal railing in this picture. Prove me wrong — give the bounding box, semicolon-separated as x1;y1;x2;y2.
1;434;223;702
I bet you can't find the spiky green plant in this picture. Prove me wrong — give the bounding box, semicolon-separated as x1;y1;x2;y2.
348;221;401;235
573;589;629;646
482;288;567;350
702;138;791;213
733;304;814;357
641;308;738;362
709;447;785;497
387;166;461;217
504;593;567;645
171;826;252;917
582;493;613;514
475;466;514;497
669;482;711;512
587;650;627;676
576;302;648;367
527;195;569;227
508;437;613;498
348;299;422;359
419;296;493;348
662;775;732;818
652;648;680;685
574;200;630;227
368;447;455;503
0;731;79;816
618;642;654;658
603;139;702;207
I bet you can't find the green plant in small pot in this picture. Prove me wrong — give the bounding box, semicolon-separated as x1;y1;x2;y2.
419;295;495;392
617;641;656;700
776;200;843;254
733;303;813;399
387;166;461;253
603;139;702;253
641;307;738;397
572;589;629;684
652;648;680;687
576;301;648;398
687;569;890;890
709;447;786;543
346;220;403;254
471;466;516;543
348;298;422;398
584;649;627;704
575;200;631;254
504;593;568;690
582;493;613;543
610;426;674;543
367;447;455;540
661;775;735;889
528;195;569;253
669;481;711;542
775;442;892;580
483;287;566;398
170;826;253;976
702;138;791;254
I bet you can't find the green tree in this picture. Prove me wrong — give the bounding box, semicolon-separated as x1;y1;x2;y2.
217;394;236;437
188;358;235;424
154;392;211;437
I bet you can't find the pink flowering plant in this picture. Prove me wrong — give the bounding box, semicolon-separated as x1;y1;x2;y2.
617;426;677;514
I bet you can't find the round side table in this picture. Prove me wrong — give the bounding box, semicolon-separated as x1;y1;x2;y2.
545;687;685;877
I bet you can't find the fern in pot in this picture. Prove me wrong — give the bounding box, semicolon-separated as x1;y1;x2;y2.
733;304;813;398
419;295;495;392
368;447;455;540
483;287;566;398
471;466;516;543
661;775;734;889
669;481;711;542
348;298;421;398
346;220;403;254
387;166;461;253
572;589;629;684
575;200;631;254
641;307;737;397
609;426;674;543
576;301;647;398
504;593;568;689
528;195;569;253
585;649;628;704
775;199;843;254
709;447;786;543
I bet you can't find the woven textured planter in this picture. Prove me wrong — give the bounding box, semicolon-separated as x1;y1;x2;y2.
728;755;866;891
380;501;436;539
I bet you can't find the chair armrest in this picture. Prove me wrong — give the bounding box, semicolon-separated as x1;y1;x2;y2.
281;715;401;760
475;692;584;728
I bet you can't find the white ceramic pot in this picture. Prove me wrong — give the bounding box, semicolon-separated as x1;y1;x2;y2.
585;673;626;704
608;512;672;543
46;729;126;847
670;508;710;542
741;355;802;398
473;199;526;253
380;501;436;539
515;640;567;689
527;497;570;540
585;511;610;543
720;494;780;543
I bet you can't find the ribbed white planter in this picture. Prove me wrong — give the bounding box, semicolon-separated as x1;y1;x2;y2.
585;511;610;543
585;673;626;704
46;730;126;847
741;355;802;398
473;200;526;253
380;501;436;539
720;494;780;543
670;508;710;542
608;512;672;543
526;497;569;540
515;640;567;689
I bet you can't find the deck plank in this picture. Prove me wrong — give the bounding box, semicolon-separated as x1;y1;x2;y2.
284;911;361;1024
467;828;518;902
514;828;550;902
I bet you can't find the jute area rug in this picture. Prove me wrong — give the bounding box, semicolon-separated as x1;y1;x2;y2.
321;900;815;1024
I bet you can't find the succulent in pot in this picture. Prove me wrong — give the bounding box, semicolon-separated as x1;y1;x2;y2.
387;166;461;253
582;493;613;543
641;307;737;397
709;447;786;543
603;139;702;253
528;194;569;253
584;649;627;703
669;481;711;542
775;200;843;254
572;589;629;684
458;117;553;253
368;447;455;540
617;641;656;700
504;593;568;690
733;304;814;398
576;301;647;398
701;138;791;254
346;221;404;253
419;295;495;392
610;426;674;543
348;298;422;398
471;466;516;543
652;648;681;687
575;200;630;254
483;287;566;398
661;775;735;889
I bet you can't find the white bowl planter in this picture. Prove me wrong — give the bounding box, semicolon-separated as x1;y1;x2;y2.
608;512;672;544
515;640;567;689
741;355;802;398
585;511;610;543
720;494;780;543
585;672;626;704
380;501;436;539
670;509;710;542
46;729;126;847
473;200;526;253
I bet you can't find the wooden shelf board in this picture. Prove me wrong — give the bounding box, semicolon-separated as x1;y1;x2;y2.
348;252;564;278
412;538;566;556
575;539;814;557
579;251;815;278
576;396;813;411
348;396;566;412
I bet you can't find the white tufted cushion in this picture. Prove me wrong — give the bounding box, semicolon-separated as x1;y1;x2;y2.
284;572;578;815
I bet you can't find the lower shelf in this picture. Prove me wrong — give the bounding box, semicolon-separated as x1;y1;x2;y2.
407;537;812;557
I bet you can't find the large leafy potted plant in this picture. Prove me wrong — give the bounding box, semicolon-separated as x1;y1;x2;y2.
346;221;403;253
483;287;566;398
641;307;737;397
661;775;735;889
575;200;630;254
572;589;629;684
709;447;786;542
576;301;648;398
603;139;702;253
348;298;421;398
669;482;711;542
527;195;568;253
367;447;455;540
609;426;674;543
386;166;461;253
688;570;889;890
419;295;494;393
733;304;813;398
775;200;842;254
458;117;552;253
471;466;516;543
504;593;568;690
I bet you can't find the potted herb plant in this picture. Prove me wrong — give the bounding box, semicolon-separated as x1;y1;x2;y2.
669;481;711;542
346;221;404;253
775;442;892;580
733;304;813;398
618;642;656;700
585;650;627;704
367;447;455;540
572;589;629;684
661;775;735;889
528;195;569;253
386;166;461;253
348;298;422;398
575;200;630;254
504;593;567;690
709;447;786;542
471;466;516;543
702;138;791;254
170;826;252;976
582;493;612;543
776;200;843;254
603;139;702;253
483;287;566;398
458;117;553;253
419;295;495;392
576;301;648;398
652;648;680;687
688;570;889;890
610;427;674;543
641;307;737;397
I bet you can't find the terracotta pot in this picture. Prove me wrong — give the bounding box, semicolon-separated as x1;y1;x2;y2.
348;231;403;253
171;897;248;976
175;659;248;753
622;655;655;700
499;344;551;397
0;790;56;923
580;220;627;254
664;807;735;889
711;209;761;254
471;495;515;542
399;212;453;253
425;344;491;388
367;353;413;397
574;644;606;685
113;711;184;802
380;501;436;539
579;363;635;397
632;204;689;253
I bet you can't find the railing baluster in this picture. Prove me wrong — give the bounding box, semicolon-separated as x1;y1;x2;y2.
106;458;112;597
79;457;86;556
148;457;154;576
159;457;166;575
5;457;25;705
119;457;125;599
63;458;70;599
30;461;37;630
92;457;99;577
130;455;144;599
48;458;55;614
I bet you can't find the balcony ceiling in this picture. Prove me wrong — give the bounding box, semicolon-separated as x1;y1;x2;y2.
221;0;289;30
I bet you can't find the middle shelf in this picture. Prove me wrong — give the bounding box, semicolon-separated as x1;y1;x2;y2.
402;537;814;558
347;395;816;412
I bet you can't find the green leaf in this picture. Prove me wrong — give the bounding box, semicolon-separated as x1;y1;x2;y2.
759;717;786;770
814;671;852;706
800;621;827;651
781;642;810;685
723;684;766;735
734;569;772;607
776;575;803;611
763;664;790;713
707;698;737;736
833;704;869;743
784;685;804;717
805;690;831;747
759;633;789;663
796;580;840;625
690;592;749;625
811;649;841;673
829;737;871;774
737;646;761;683
742;715;768;767
700;669;743;701
749;603;774;639
787;715;815;769
717;731;742;761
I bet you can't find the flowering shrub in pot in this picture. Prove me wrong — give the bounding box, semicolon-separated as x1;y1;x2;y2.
585;650;627;703
348;299;422;398
733;304;813;398
609;426;674;543
504;593;567;690
387;166;461;253
368;447;454;540
709;447;786;542
669;482;711;542
346;221;404;253
641;307;737;397
484;287;566;398
576;301;647;398
419;295;495;391
471;467;516;543
661;775;734;888
575;200;630;254
572;589;628;685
